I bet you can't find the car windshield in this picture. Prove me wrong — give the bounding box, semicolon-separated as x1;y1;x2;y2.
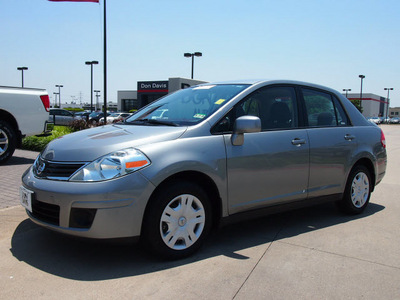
89;112;100;118
126;84;249;126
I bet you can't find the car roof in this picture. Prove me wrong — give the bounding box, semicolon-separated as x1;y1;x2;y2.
198;79;339;94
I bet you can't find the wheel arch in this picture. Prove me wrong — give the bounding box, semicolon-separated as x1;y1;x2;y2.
0;109;21;146
142;170;222;233
351;157;376;191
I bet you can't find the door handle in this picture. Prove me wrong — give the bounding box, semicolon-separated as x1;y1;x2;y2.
344;134;355;141
292;138;306;146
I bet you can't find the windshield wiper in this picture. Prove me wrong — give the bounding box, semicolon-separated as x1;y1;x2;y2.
126;119;179;127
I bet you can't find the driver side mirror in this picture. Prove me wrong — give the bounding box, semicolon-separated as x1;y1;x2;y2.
231;116;261;146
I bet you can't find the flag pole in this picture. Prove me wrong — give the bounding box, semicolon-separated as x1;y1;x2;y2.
103;0;107;123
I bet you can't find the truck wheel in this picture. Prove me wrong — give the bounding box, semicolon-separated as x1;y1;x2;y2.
337;165;372;214
0;121;17;164
142;181;212;260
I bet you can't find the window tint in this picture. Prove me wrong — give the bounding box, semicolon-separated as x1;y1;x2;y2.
213;86;298;133
302;88;348;127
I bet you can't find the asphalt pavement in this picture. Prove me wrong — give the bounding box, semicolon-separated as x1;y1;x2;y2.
0;126;399;299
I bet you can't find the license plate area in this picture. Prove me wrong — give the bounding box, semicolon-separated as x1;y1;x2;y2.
20;186;33;213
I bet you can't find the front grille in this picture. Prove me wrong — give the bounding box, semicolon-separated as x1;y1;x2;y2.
34;156;85;180
31;199;60;226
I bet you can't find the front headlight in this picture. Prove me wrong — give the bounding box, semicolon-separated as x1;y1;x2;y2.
69;148;150;182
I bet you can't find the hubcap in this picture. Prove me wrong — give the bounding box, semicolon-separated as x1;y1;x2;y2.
160;194;205;250
0;129;9;155
351;172;370;208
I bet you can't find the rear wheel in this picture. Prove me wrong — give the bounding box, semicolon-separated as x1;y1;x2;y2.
0;121;16;164
142;181;212;259
338;165;372;214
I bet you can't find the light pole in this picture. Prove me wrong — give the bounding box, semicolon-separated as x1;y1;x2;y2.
384;87;393;122
343;88;351;98
17;67;28;87
184;52;202;79
85;61;99;112
94;90;101;111
53;92;59;108
55;85;63;107
359;75;365;111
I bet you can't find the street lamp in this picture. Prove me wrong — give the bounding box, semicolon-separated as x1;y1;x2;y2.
17;67;28;87
55;85;63;107
384;87;394;122
184;52;202;79
85;60;99;112
53;92;59;108
343;88;351;98
94;90;101;111
359;75;365;111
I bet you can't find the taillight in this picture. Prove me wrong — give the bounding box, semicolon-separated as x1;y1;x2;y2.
381;130;386;148
40;95;50;112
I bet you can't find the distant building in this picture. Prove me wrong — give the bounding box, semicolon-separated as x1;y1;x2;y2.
389;107;400;118
345;93;388;118
118;77;207;112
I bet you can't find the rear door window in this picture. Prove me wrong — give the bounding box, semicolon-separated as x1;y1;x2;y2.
302;88;349;127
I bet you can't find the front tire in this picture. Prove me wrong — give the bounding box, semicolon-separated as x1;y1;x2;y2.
142;181;212;260
338;165;372;214
0;121;17;164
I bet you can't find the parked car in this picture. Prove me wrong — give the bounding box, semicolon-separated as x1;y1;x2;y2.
21;80;387;259
99;112;131;124
368;117;381;125
49;108;78;126
0;86;52;163
88;111;110;124
74;111;91;122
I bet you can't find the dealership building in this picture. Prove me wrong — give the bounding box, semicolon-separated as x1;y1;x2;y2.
117;77;207;112
346;93;389;118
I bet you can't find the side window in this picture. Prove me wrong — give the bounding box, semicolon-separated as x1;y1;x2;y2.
302;88;348;127
212;86;298;133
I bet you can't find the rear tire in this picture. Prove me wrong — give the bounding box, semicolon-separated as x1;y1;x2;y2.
142;181;212;260
0;121;17;164
338;165;372;214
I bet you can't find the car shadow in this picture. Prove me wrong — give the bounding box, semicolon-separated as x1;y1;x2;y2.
10;202;384;281
4;155;35;166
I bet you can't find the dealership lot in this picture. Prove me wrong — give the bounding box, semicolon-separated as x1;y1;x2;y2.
0;125;399;299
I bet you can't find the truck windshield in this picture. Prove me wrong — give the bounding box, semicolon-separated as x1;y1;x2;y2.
126;84;249;126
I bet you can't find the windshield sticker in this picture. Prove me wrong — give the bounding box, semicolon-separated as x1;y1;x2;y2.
215;99;226;105
193;113;206;119
193;85;216;90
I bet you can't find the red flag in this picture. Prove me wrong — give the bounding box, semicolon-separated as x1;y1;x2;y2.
49;0;99;2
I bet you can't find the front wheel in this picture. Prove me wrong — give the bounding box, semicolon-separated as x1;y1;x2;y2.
142;181;212;260
338;165;372;214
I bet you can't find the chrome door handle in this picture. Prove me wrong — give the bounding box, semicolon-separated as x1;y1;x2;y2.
292;138;306;146
344;134;355;141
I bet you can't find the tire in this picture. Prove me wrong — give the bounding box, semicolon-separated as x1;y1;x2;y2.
338;165;372;214
142;181;212;260
0;121;17;164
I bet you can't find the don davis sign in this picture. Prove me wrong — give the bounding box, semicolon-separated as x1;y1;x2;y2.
138;81;168;92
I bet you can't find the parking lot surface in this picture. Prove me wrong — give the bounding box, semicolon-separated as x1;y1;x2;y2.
1;126;399;299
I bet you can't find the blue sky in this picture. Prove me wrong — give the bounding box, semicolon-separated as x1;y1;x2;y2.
1;0;399;107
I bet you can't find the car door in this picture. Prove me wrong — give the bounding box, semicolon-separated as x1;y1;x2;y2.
222;86;310;214
301;88;357;198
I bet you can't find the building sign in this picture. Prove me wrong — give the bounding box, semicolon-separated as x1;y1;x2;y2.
137;81;169;93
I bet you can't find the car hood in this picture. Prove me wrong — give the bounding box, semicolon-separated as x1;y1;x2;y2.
41;124;187;162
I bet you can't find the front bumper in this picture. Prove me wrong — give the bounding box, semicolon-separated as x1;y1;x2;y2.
22;166;155;239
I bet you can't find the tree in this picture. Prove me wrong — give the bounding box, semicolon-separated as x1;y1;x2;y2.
350;99;363;113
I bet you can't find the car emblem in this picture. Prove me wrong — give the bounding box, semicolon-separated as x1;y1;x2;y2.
37;161;46;175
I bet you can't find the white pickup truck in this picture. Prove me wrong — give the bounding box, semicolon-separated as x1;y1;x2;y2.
0;86;52;163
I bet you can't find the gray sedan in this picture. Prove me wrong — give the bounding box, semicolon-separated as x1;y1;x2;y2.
21;80;387;259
